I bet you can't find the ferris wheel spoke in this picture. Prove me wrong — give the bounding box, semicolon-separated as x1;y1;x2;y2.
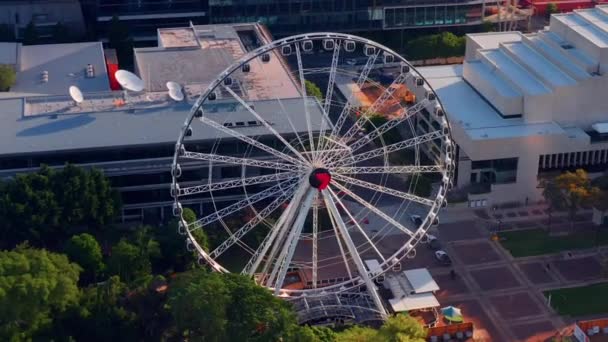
222;85;310;164
244;181;309;276
315;40;341;158
294;43;316;158
339;72;411;144
346;100;430;153
209;184;298;259
181;151;303;172
328;188;385;262
198;114;305;166
322;50;380;152
188;179;298;231
270;189;316;294
330;181;415;237
325;195;353;280
312;193;319;289
177;172;298;197
323;188;388;317
332;130;444;167
333;165;442;175
333;173;434;207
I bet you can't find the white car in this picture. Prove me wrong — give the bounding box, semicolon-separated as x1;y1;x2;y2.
410;214;422;226
434;250;452;266
346;58;357;66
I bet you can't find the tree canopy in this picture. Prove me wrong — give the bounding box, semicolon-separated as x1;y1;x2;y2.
0;246;81;340
0;164;121;248
305;80;324;103
405;32;466;60
64;233;104;282
0;64;16;91
168;270;298;341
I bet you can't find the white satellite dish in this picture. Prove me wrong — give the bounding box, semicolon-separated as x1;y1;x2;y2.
166;81;180;91
169;87;184;102
115;69;145;92
69;85;84;104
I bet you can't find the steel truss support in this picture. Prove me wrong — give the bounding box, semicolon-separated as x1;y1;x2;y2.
198;114;305;166
295;43;316;158
323;188;387;318
182;151;303;172
332;130;444;167
312;193;319;289
209;183;297;258
222;85;309;164
332;165;442;174
315;40;341;157
322;50;380;152
178;172;297;196
346;100;429;153
189;180;298;230
339;73;411;144
242;181;309;276
333;173;434;206
271;189;316;294
331;181;414;236
329;190;385;262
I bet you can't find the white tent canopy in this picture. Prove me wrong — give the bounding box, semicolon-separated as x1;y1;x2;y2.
403;268;440;294
389;292;440;312
592;122;608;134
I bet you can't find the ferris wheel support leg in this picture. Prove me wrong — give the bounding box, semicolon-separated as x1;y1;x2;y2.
243;181;307;276
323;189;388;318
271;188;316;295
312;194;319;289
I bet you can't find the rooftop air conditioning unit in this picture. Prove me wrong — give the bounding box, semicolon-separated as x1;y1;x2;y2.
41;70;49;83
86;64;95;78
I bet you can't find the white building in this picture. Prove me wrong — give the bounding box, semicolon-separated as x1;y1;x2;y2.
417;5;608;207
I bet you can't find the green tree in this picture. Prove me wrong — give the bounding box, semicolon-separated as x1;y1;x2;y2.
292;325;337;342
65;276;138;341
157;208;209;272
0;246;81;340
546;3;559;18
168;270;298;341
52;22;71;43
305;80;324;103
335;325;378;342
168;271;231;341
0;64;16;91
107;239;151;283
64;233;104;282
406;32;466;60
22;21;39;45
377;315;427;342
554;169;599;230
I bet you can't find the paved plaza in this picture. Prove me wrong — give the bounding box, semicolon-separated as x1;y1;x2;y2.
412;209;608;341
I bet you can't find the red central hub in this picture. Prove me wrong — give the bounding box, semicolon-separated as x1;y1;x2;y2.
309;168;331;190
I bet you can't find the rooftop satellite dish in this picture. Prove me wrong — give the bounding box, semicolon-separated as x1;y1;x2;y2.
169;87;184;102
69;85;84;104
166;81;180;91
115;70;145;92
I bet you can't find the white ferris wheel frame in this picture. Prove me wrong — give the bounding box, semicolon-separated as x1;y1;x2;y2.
171;32;455;302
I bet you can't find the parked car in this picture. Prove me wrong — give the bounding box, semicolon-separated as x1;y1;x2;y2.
410;214;423;226
346;58;357;66
435;250;452;266
427;234;441;251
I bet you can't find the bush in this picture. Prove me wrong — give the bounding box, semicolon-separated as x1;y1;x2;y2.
0;64;16;91
405;32;466;60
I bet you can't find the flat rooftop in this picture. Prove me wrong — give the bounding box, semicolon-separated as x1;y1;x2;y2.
10;42;110;96
135;23;300;100
418;65;565;140
0;96;324;157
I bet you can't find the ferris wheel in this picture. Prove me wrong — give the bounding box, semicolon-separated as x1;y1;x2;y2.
171;32;454;320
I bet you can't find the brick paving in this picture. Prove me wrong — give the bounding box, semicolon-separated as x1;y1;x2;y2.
490;292;544;320
451;241;501;265
470;266;521;291
554;256;603;282
519;262;556;285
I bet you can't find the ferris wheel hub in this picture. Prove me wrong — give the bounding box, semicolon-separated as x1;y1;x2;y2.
309;168;331;190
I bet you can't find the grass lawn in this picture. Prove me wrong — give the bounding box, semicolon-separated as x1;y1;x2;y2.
499;228;608;257
544;283;608;316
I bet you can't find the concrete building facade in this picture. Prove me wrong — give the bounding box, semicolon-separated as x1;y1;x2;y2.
418;5;608;207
